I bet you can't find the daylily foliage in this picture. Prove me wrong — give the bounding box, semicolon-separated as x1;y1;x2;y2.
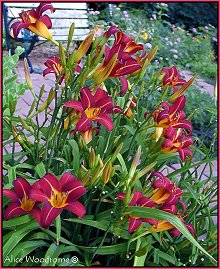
3;2;215;267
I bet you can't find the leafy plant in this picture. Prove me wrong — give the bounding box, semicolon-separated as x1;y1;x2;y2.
2;3;217;267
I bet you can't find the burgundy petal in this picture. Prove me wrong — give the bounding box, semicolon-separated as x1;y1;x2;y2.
39;14;52;29
116;193;125;200
138;197;156;208
118;77;128;95
160;204;177;214
141;218;158;226
178;200;187;213
13;177;32;199
95;114;114;131
178;148;186;162
4;202;25;220
43;67;55;76
29;188;49;202
36;2;55;16
164;126;177;140
40;173;61;197
63;180;86;202
80;87;95;109
30;208;41;225
169;96;186;116
129;192;143;206
40;203;63;228
3;189;19;202
64;100;83;112
60;173;77;185
113;63;141;77
185;223;196;237
44;56;61;68
11;21;31;39
93;88;109;101
128;217;142;233
64;201;86;218
104;25;120;38
96;97;113;113
169;227;181;237
75;113;92;132
172;120;192;133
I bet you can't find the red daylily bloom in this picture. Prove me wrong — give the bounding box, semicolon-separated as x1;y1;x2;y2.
43;56;81;84
93;26;146;85
161;66;186;89
10;3;55;42
153;96;192;134
3;178;41;224
64;87;121;132
150;171;183;205
117;192;157;233
162;127;194;161
29;173;86;228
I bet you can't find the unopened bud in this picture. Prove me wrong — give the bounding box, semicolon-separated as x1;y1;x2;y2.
102;161;112;184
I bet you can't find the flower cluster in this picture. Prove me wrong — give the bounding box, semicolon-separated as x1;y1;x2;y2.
153;66;194;161
4;3;206;264
117;171;195;236
3;173;86;228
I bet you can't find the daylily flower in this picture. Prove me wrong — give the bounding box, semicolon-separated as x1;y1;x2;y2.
161;66;186;92
162;127;193;161
10;2;57;44
3;177;41;224
149;171;183;205
64;87;121;132
93;26;146;85
30;173;86;228
153;96;192;134
117;192;157;233
43;56;81;84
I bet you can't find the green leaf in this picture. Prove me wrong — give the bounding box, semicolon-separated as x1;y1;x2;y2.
125;206;217;265
3;215;33;229
68;139;80;173
35;162;46;177
8;166;16;183
3;221;40;258
4;240;48;266
78;242;135;255
42;243;65;266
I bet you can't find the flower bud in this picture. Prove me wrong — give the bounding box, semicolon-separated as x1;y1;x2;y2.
24;58;33;90
102;161;113;184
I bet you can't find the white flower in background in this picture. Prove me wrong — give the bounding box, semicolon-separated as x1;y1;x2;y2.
168;41;173;46
160;3;168;7
164;37;169;41
116;7;120;11
152;14;157;20
146;43;152;49
159;57;163;61
94;11;100;15
170;49;178;53
204;26;209;31
176;38;181;42
192;28;197;33
165;57;169;61
173;54;178;59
